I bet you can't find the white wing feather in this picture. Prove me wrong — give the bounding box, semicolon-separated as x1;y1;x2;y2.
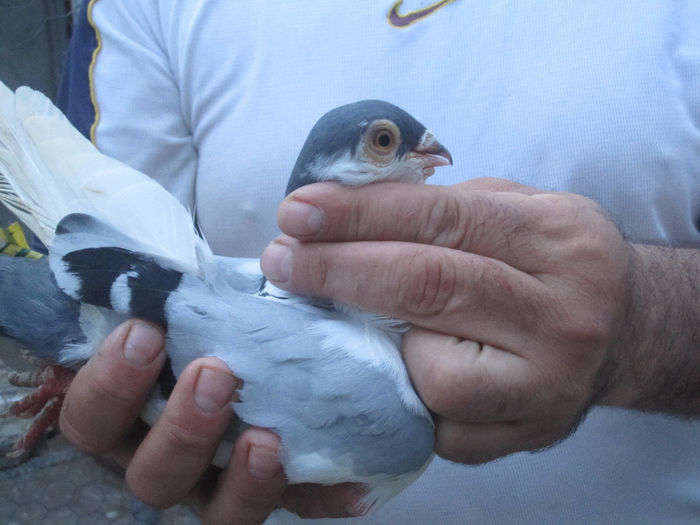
0;82;210;274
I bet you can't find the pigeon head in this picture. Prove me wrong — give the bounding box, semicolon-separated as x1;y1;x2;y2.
285;100;452;195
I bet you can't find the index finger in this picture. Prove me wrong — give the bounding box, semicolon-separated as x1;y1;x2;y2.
278;179;538;241
260;235;546;348
277;179;574;272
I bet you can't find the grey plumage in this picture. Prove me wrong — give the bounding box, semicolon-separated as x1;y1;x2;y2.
0;256;84;359
286;99;451;194
287;100;429;194
0;86;453;509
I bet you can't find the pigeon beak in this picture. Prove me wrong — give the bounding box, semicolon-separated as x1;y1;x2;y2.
413;130;453;179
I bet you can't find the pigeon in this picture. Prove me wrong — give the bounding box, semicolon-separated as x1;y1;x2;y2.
0;83;452;509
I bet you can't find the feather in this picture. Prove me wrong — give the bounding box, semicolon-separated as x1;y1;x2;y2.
0;83;210;275
0;85;453;510
50;213;186;327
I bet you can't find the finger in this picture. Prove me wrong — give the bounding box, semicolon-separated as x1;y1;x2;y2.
60;320;166;455
282;483;370;519
432;416;574;465
97;420;150;471
276;180;571;267
201;428;287;525
261;236;546;345
126;357;237;508
457;176;542;194
402;328;543;423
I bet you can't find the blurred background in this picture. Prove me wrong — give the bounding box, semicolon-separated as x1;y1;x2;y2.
0;2;198;523
0;0;77;98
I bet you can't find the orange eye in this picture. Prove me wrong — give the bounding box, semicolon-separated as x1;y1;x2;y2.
364;120;400;164
374;129;394;149
374;130;394;149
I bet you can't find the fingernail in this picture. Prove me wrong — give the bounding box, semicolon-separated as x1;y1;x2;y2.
194;367;235;413
279;200;324;237
248;442;281;480
123;322;163;368
260;241;291;283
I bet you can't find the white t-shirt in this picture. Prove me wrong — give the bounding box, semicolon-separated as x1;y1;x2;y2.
60;1;700;522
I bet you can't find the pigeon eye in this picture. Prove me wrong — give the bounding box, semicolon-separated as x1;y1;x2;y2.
364;120;400;165
374;130;394;149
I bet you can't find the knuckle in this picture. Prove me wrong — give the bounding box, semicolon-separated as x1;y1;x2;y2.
160;419;216;460
60;376;143;455
461;193;522;253
58;412;110;455
308;247;333;295
347;193;370;239
396;249;457;319
87;369;146;409
125;471;173;510
566;226;619;270
469;257;516;306
553;304;610;349
421;192;464;246
230;485;279;511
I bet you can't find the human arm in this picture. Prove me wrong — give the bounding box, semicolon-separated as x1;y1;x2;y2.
260;178;700;463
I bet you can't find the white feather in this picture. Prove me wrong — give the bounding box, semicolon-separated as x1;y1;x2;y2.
109;272;137;314
0;82;210;274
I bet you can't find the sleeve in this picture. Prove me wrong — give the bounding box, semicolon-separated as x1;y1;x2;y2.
56;0;197;210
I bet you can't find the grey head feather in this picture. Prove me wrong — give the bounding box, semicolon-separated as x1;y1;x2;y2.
285;100;428;195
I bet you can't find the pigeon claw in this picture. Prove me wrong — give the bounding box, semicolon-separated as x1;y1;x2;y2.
2;362;75;457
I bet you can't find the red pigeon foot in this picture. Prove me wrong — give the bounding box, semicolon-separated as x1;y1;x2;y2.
2;362;75;458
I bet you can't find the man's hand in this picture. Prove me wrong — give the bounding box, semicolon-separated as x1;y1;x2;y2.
261;178;700;464
59;320;367;523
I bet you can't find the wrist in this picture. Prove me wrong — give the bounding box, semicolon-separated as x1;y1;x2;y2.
600;244;700;415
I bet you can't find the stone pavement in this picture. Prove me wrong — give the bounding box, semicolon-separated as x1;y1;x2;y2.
0;347;200;525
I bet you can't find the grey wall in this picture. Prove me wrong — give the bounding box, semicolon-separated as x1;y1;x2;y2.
0;1;75;100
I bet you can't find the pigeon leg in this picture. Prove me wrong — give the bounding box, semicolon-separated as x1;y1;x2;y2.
1;362;75;457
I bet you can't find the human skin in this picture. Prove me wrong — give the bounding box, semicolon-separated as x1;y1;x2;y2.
58;321;366;522
59;177;700;521
261;177;700;462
